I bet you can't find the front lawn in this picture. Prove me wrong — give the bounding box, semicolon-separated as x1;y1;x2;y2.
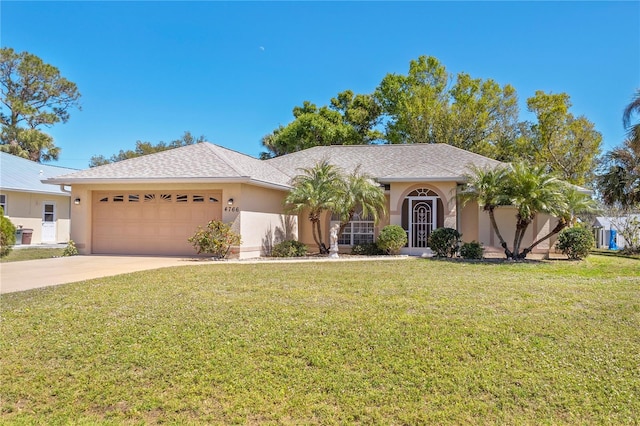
1;256;638;424
0;247;65;263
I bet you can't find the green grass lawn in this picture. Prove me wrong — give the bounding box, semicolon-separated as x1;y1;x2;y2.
0;248;65;263
1;256;638;424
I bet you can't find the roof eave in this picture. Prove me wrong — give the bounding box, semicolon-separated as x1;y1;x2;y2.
0;186;71;197
43;176;292;191
377;176;463;183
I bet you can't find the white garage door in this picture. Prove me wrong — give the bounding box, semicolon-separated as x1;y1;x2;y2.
92;191;222;255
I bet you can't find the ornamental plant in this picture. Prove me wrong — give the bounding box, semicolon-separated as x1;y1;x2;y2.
188;220;241;259
556;226;594;260
460;241;484;260
377;225;407;255
428;227;461;258
271;240;308;257
0;207;16;258
62;240;79;256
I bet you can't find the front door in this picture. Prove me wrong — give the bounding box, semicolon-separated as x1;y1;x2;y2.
408;197;437;249
42;202;56;243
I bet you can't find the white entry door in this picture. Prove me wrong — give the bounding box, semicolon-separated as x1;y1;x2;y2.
42;202;56;243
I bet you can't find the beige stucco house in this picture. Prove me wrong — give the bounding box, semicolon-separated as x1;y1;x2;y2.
44;142;562;258
1;152;75;245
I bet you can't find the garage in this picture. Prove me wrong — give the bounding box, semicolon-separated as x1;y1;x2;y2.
92;190;222;255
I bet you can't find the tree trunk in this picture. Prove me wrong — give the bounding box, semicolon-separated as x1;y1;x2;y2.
513;217;532;259
488;207;513;259
520;219;568;258
315;219;328;254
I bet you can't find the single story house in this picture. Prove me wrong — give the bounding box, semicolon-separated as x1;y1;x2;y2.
1;151;76;245
44;142;563;258
593;215;640;250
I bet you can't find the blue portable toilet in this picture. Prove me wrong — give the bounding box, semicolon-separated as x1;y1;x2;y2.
609;229;618;250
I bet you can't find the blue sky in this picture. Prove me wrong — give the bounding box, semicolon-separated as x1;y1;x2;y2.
2;1;639;169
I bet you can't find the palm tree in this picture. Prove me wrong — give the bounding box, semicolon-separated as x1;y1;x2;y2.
520;186;598;258
598;137;640;208
333;167;387;238
459;164;513;258
284;160;343;254
505;162;566;259
623;89;640;145
462;162;580;259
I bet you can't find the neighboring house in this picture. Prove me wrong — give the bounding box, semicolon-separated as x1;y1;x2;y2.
593;215;640;250
44;142;563;258
0;152;76;245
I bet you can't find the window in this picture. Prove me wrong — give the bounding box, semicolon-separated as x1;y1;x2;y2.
176;194;188;203
0;194;6;214
330;208;375;246
129;194;140;202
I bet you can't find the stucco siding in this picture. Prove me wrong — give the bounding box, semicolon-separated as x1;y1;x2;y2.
238;211;298;258
1;190;70;244
459;200;480;243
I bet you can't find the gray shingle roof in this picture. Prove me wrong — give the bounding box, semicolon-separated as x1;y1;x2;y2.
266;143;504;181
45;143;293;189
44;142;505;189
0;152;76;195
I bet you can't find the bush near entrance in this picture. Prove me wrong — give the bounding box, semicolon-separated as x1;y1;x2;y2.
377;225;407;255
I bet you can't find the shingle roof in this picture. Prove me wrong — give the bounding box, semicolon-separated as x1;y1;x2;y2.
0;152;76;195
45;143;293;189
266;143;504;181
44;142;505;189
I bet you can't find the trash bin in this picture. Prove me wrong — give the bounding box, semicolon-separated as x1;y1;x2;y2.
15;228;23;245
21;228;33;245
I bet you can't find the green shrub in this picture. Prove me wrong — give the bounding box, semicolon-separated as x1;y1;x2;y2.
556;226;594;260
460;241;483;260
0;207;16;258
271;240;308;257
188;220;241;259
428;227;461;258
377;225;407;255
351;242;386;256
62;240;79;256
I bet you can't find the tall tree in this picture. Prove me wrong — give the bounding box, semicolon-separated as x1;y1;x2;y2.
0;48;81;162
284;160;344;253
597;90;640;208
375;55;519;158
623;89;640;144
523;91;602;185
597;138;640;208
260;92;382;159
89;131;206;167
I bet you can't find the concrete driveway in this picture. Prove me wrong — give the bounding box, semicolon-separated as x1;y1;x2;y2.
0;255;197;294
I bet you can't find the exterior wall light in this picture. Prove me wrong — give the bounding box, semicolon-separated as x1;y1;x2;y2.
74;198;81;205
227;198;234;205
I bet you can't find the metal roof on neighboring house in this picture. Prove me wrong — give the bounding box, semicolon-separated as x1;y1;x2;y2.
593;215;640;230
0;152;76;196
